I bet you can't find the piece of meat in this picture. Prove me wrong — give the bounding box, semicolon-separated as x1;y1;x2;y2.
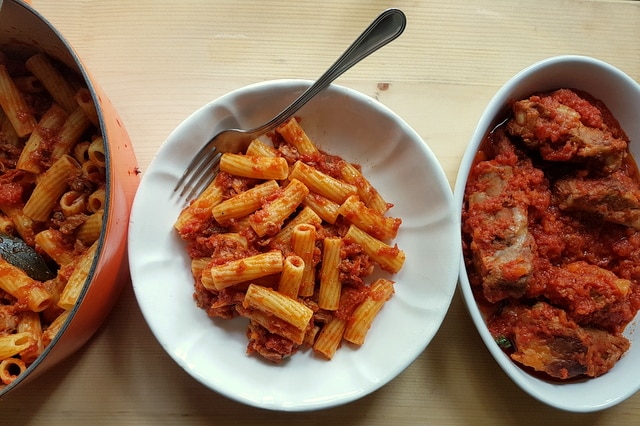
554;170;640;229
507;89;627;171
244;320;298;363
466;162;536;302
532;261;631;316
489;302;630;379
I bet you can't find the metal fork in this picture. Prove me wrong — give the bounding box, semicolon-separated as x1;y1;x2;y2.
174;8;407;200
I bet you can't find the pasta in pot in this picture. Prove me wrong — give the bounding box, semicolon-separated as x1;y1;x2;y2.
175;117;404;363
0;49;107;386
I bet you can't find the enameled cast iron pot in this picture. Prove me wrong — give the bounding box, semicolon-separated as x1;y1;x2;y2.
0;0;139;397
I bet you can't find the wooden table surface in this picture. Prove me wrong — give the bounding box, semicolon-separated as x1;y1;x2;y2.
2;0;640;424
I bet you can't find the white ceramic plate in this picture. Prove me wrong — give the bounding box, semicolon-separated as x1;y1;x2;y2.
128;80;460;411
454;56;640;412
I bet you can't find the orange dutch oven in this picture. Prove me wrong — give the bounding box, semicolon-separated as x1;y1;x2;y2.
0;0;139;396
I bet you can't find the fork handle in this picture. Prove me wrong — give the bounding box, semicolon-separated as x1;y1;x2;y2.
252;8;407;136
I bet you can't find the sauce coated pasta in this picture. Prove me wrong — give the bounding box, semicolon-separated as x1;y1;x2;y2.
0;49;106;386
175;118;404;362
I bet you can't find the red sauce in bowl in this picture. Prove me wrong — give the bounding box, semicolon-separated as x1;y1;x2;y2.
462;88;640;380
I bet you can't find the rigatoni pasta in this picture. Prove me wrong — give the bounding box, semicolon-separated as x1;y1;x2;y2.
0;49;107;386
24;53;78;113
0;358;26;385
16;104;68;174
211;179;279;223
209;250;283;290
0;64;37;138
277;255;305;299
49;107;91;162
344;278;395;345
248;178;309;237
175;117;405;363
23;154;82;222
0;109;19;149
0;258;53;312
318;237;342;310
290;223;317;297
220;152;289;180
313;317;347;360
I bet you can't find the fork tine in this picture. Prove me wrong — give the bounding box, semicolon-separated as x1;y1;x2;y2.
174;140;216;193
174;143;218;198
183;153;221;200
179;148;216;194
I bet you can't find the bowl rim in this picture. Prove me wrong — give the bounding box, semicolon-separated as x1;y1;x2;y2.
454;54;640;412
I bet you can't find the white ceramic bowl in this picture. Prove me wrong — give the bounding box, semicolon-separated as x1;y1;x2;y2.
128;80;460;411
454;56;640;412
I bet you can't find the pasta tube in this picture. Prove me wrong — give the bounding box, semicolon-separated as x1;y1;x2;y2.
246;139;278;157
175;173;225;237
344;224;405;274
209;250;283;290
87;136;106;167
191;257;212;288
59;191;87;216
303;192;340;224
339;161;389;213
35;229;76;266
212;180;279;223
76;210;104;246
16;104;68;173
313;317;347;359
0;213;13;235
270;206;322;249
58;242;98;310
0;358;27;385
13;75;44;94
249;178;309;237
291;223;317;297
0;108;19;147
276;117;319;156
0;258;53;312
243;284;313;331
338;194;401;241
42;311;70;347
277;255;305;299
17;311;43;364
318;237;342;310
50;107;92;162
289;161;357;204
344;278;395;345
25;53;78;113
220;153;289;180
1;205;36;246
0;332;32;360
0;64;36;137
23;155;82;222
73;141;91;164
82;160;104;180
87;188;106;213
75;87;100;126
